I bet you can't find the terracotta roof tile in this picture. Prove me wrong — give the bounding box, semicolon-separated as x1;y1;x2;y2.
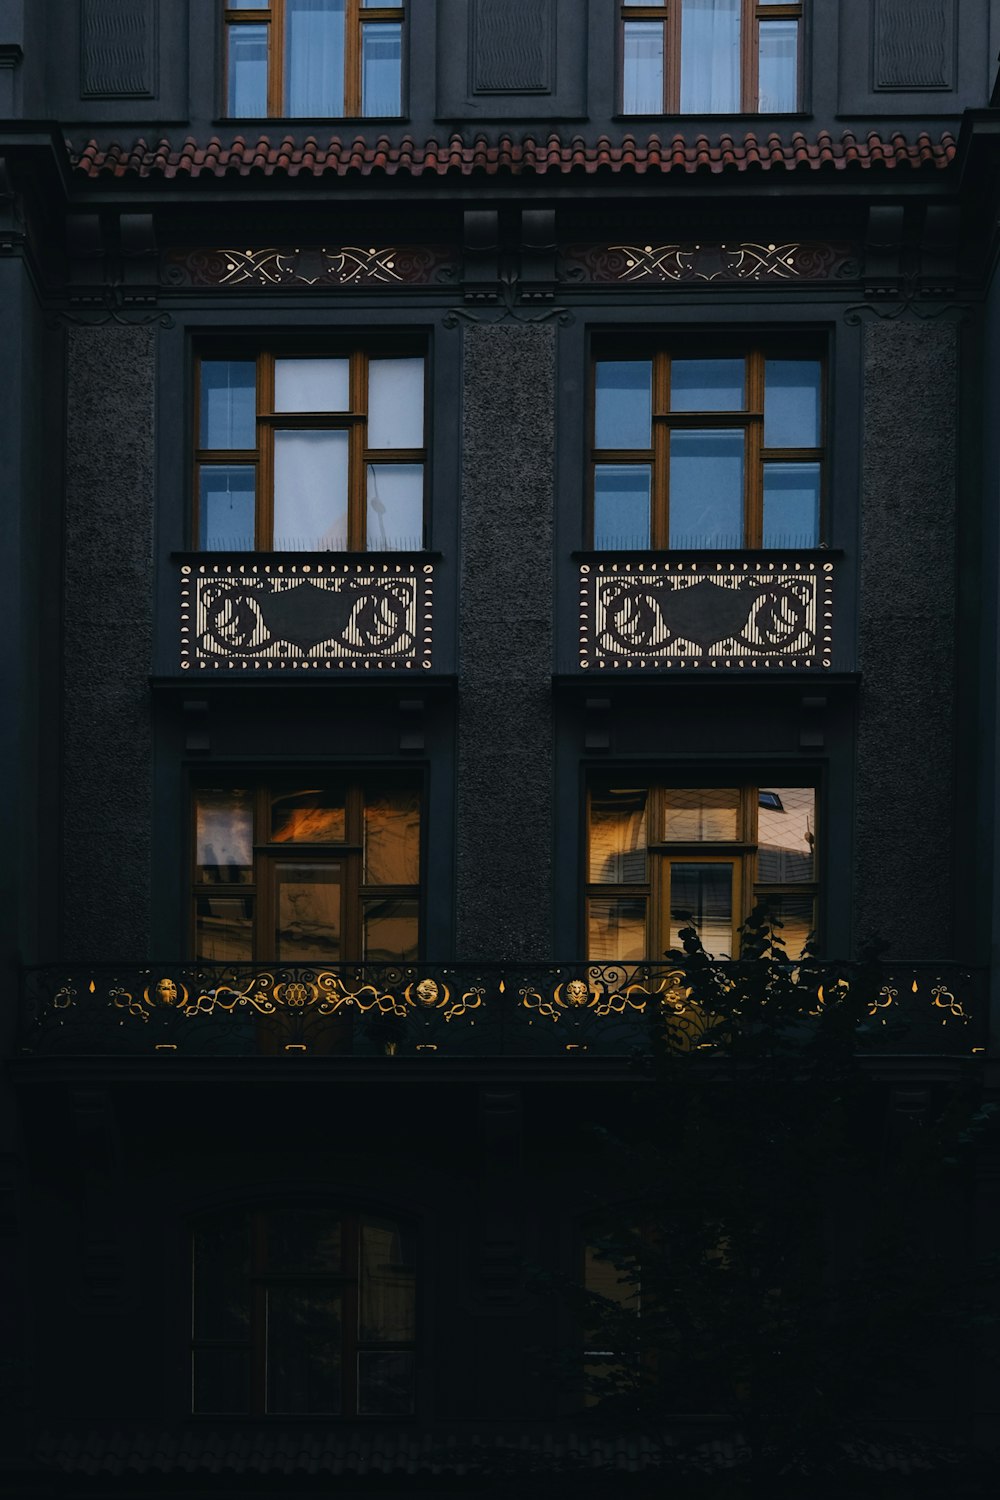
66;128;957;182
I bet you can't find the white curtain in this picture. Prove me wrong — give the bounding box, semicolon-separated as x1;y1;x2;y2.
680;0;740;113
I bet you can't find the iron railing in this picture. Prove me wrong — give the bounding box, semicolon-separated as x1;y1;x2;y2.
18;959;986;1059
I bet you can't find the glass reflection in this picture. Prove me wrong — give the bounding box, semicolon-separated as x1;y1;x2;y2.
364;788;420;884
587;897;647;962
275;864;342;961
266;1285;341;1414
594;464;651;549
764;359;821;447
199;467;255;550
270;784;346;844
589;786;648;883
663;788;739;842
671;358;744;411
762;462;820;548
286;0;345;116
228;25;268;116
362;22;402;116
669;429;744;548
669;862;734;956
623;21;664;113
595;361;652;449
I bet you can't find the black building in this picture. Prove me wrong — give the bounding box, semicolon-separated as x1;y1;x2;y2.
2;1;999;1493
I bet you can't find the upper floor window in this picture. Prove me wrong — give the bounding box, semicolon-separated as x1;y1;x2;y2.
193;775;421;963
192;1206;416;1416
196;348;425;552
225;0;404;118
590;346;823;550
621;0;802;114
587;782;817;961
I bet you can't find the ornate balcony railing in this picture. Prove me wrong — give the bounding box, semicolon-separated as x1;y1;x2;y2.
177;554;435;674
19;959;985;1060
577;554;838;672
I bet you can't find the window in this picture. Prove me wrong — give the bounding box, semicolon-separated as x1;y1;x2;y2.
196;349;425;552
225;0;404;118
590;347;823;550
621;0;802;114
192;1206;416;1416
587;782;817;960
193;776;421;962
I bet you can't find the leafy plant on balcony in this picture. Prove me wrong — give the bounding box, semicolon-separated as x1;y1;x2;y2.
566;908;996;1496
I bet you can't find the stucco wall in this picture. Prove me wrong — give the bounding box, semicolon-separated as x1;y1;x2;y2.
62;325;155;959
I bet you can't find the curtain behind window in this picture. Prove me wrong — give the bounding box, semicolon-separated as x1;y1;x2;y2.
680;0;740;112
286;0;345;116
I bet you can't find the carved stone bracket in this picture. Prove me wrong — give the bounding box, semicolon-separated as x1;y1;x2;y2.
580;557;835;670
180;558;434;672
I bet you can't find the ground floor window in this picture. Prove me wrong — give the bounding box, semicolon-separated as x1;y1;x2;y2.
192;1206;416;1416
193;774;421;963
587;781;817;960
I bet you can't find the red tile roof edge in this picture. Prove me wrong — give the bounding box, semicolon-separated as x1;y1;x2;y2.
67;129;957;181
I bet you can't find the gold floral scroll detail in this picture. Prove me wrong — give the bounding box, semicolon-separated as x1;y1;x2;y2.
214;246;404;287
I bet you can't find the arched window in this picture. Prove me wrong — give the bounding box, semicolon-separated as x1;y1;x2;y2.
191;1206;416;1416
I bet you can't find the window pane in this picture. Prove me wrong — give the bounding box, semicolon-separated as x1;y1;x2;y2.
663;788;739;842
758;894;813;958
594;465;651;549
368;359;423;449
680;0;740;112
758;20;798;112
274;358;350;413
362;22;402;116
360;1218;415;1340
268;1211;342;1273
201;361;256;449
623;22;664;114
274;864;342;961
286;0;345;116
669;862;734;956
227;24;268;116
199;467;255;550
762;462;820;548
363;897;419;962
366;464;423;551
266;1286;341;1414
669;430;744;548
228;1;269;8
270;784;346;843
587;897;647;962
273;430;349;550
357;1352;415;1416
671;358;744;412
589;786;648;884
364;788;420;884
195;897;254;962
764;359;821;447
196;788;253;883
193;1214;251;1339
595;361;652;449
193;1347;251;1415
758;787;815;882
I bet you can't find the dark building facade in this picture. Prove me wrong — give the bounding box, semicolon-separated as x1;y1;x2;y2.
2;0;1000;1493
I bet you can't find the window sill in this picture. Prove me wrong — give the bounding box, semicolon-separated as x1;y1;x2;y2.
612;111;811;124
216;116;409;128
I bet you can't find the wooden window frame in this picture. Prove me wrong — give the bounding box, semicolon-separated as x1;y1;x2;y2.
191;1206;416;1418
619;0;804;115
224;0;405;119
588;343;826;551
585;781;819;960
194;346;427;553
191;775;422;964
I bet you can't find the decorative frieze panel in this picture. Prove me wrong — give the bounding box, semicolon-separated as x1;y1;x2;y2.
179;559;433;672
163;245;456;289
563;241;858;284
579;558;834;671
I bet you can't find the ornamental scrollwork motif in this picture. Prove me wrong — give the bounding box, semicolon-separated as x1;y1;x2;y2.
562;240;859;284
164;245;457;289
580;561;834;670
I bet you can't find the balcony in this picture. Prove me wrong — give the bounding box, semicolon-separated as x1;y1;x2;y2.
577;553;839;673
19;959;984;1061
175;553;435;675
